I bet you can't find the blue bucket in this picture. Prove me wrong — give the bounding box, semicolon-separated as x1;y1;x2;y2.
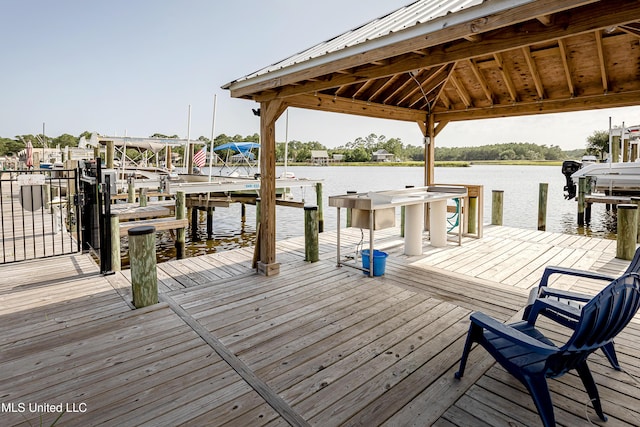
361;249;388;276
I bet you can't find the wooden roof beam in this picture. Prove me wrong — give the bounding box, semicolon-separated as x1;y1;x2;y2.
536;15;553;27
467;58;494;104
594;30;609;93
434;90;640;121
287;93;426;122
449;72;473;108
557;39;575;97
619;23;640;38
493;53;519;102
521;46;546;100
368;74;403;103
396;66;447;106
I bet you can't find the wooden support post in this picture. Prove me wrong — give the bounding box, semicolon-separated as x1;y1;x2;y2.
175;191;186;259
106;140;115;169
616;204;638;260
632;197;640;243
110;214;121;271
538;183;548;231
346;191;356;228
255;198;261;230
241;203;246;223
467;196;477;235
127;176;135;203
491;190;503;226
129;225;157;308
191;206;199;240
612;135;620;163
257;99;286;276
206;207;214;239
139;187;148;207
304;206;319;262
315;182;324;233
577;177;586;226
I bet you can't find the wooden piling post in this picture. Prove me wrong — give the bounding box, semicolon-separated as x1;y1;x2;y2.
538;183;548;231
106;141;115;169
206;207;214;239
139;188;148;207
467;196;477;235
191;206;199;240
632;197;640;243
129;225;157;308
491;190;503;226
110;214;121;271
127;176;135;203
175;191;186;259
616;204;638;260
577;177;586;226
304;206;319;262
241;203;246;223
315;182;324;233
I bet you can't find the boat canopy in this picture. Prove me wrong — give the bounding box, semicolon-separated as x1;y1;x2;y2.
213;142;260;153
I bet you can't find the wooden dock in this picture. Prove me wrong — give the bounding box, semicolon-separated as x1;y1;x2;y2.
1;225;639;426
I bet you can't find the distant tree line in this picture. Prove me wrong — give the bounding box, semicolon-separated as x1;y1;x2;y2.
0;131;590;162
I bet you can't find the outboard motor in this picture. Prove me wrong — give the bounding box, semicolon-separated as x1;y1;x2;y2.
562;160;581;199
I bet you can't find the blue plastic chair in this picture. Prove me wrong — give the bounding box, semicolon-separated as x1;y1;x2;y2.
455;273;640;427
522;246;640;370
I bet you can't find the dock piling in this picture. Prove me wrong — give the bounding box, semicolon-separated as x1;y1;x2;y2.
616;204;638;260
315;182;324;233
110;214;121;271
304;206;319;262
129;225;157;308
538;183;548;231
175;191;186;259
491;190;503;226
632;196;640;243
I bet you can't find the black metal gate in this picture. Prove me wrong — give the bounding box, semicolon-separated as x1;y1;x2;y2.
0;168;83;263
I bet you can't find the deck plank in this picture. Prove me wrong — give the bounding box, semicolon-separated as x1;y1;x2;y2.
2;225;639;426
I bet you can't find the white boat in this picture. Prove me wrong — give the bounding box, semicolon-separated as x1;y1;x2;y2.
570;161;640;194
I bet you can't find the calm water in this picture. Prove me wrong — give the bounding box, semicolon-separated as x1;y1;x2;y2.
146;164;617;263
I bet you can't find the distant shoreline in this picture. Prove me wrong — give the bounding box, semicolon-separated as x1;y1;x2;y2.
277;160;563;167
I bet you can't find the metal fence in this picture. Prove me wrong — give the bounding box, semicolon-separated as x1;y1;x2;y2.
0;169;82;263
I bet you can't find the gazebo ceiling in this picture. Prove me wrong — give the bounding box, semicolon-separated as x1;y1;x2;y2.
224;0;640;127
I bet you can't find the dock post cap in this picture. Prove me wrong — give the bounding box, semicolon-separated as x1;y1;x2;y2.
128;225;156;236
304;205;318;211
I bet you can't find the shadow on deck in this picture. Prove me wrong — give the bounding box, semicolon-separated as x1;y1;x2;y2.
1;226;639;426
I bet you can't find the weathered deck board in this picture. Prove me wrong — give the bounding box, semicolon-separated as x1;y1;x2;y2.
1;225;638;426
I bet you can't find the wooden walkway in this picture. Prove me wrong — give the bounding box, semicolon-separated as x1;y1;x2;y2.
1;226;639;426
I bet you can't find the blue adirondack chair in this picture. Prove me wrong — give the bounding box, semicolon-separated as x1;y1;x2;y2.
521;246;640;370
455;273;640;427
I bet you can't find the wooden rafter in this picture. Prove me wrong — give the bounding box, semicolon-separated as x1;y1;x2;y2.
521;46;546;100
557;39;575;97
466;59;493;104
382;75;416;105
493;53;519;102
620;23;640;38
449;72;473;108
594;30;609;93
368;74;403;103
287;93;426;122
397;66;447;106
435;90;640;121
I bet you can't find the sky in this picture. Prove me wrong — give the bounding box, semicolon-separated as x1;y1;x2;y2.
2;0;640;151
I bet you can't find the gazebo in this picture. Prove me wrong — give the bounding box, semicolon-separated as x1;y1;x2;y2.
223;0;640;275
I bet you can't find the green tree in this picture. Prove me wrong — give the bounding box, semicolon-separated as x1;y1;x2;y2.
586;130;609;160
